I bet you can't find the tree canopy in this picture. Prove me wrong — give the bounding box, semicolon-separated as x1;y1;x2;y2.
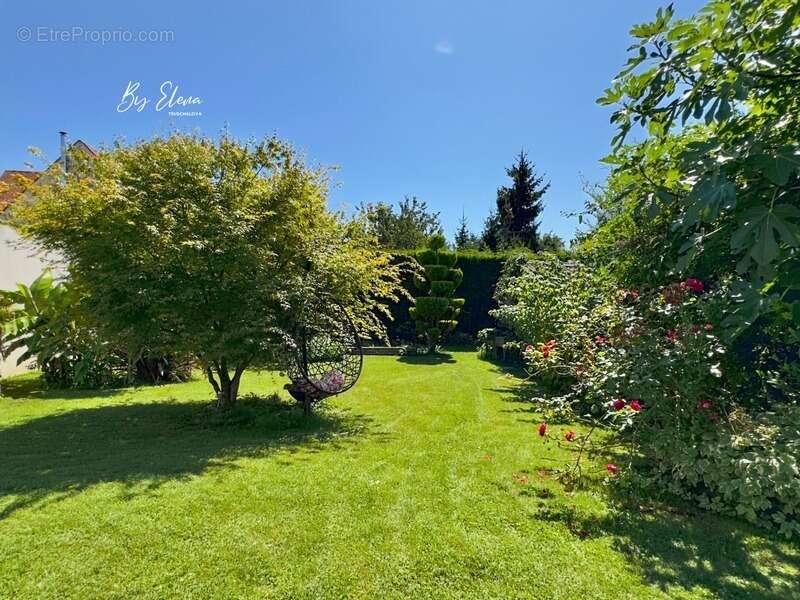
356;196;441;249
13;134;408;408
589;0;800;337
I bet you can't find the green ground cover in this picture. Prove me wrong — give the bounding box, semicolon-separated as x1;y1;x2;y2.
1;351;797;599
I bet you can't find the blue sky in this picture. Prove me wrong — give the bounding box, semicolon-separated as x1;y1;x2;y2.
1;0;705;243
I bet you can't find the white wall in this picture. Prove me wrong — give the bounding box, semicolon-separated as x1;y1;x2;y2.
0;224;49;377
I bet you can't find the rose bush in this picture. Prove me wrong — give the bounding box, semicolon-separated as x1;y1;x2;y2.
500;254;800;537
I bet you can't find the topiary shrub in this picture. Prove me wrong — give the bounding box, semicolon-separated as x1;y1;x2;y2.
409;234;464;350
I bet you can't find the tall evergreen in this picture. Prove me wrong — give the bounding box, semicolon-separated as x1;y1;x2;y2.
482;151;549;250
454;211;470;249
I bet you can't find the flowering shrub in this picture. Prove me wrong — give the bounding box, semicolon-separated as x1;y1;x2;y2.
503;255;800;537
491;254;614;390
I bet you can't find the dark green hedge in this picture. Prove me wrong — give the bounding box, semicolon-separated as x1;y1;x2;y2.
381;250;527;342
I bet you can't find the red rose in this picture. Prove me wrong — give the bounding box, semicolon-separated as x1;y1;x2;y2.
629;400;642;412
606;463;619;474
564;430;576;442
681;278;705;294
613;399;626;411
666;329;678;342
538;422;548;437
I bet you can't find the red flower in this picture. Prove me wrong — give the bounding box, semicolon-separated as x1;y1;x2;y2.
697;399;713;410
540;339;556;358
538;422;548;437
629;400;642;412
595;335;607;346
613;399;626;411
606;463;619;474
681;278;705;294
704;323;713;331
666;329;678;342
564;430;576;442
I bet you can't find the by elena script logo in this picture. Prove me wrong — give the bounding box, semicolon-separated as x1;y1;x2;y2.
117;80;203;117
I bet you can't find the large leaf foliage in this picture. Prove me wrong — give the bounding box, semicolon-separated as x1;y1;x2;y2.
591;0;800;335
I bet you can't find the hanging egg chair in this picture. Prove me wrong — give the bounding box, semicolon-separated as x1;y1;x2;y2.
285;299;363;415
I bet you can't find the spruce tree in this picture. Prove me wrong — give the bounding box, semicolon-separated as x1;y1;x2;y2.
454;211;470;249
482;151;549;250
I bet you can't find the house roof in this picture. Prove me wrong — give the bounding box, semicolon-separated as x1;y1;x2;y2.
0;139;96;213
0;170;40;213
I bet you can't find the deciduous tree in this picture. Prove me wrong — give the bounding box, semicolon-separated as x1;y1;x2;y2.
13;134;407;408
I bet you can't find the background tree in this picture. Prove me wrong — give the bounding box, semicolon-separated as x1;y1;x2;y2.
538;232;565;253
482;151;550;250
13;134;407;409
357;196;441;249
408;234;464;351
454;211;483;250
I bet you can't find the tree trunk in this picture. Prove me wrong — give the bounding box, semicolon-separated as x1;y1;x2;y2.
208;360;247;410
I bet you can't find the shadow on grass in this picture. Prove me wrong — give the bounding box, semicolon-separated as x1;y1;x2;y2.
396;352;456;365
490;360;800;597
535;501;800;600
0;374;127;401
0;394;370;520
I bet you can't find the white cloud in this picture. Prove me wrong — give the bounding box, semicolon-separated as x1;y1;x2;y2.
434;41;454;55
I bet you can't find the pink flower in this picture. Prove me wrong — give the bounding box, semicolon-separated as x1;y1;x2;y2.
538;422;548;437
606;463;619;474
704;323;713;331
595;336;607;346
697;399;713;410
666;329;678;342
564;430;576;442
629;400;642;412
613;399;626;411
524;344;534;353
682;278;705;294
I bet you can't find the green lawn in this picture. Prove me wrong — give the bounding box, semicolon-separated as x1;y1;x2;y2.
0;351;797;599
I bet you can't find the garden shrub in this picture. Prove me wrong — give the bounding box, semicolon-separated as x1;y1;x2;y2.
1;271;127;388
501;254;800;537
409;234;464;349
381;250;514;342
650;406;800;538
489;254;614;387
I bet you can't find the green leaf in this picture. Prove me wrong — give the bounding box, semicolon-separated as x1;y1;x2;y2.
753;147;800;186
752;218;780;267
